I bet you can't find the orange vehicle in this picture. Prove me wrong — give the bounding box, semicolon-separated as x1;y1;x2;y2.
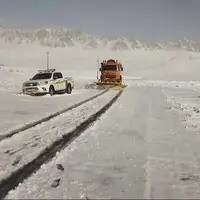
97;59;123;86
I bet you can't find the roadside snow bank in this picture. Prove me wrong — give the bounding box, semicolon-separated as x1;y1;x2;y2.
163;87;200;131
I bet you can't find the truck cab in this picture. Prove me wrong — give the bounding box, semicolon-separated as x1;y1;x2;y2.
99;59;123;83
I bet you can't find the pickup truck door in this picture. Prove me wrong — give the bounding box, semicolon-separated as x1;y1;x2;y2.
53;72;65;91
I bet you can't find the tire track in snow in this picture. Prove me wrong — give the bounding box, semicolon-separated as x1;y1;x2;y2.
0;89;123;200
0;90;119;183
0;90;108;142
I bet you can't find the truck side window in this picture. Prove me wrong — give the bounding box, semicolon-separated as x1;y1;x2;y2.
53;72;63;79
53;73;58;79
57;73;63;79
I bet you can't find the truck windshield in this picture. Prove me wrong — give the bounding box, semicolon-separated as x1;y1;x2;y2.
102;65;117;71
32;73;52;80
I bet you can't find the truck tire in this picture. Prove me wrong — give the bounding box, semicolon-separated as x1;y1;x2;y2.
100;75;103;82
66;84;72;94
49;86;55;96
118;76;122;83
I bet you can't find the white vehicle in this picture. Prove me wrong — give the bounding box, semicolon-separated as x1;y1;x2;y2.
22;69;74;96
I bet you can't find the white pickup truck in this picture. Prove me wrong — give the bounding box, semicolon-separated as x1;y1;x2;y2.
22;69;74;96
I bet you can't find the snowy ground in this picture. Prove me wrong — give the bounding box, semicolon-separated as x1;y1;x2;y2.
0;61;101;134
0;89;100;135
0;90;118;184
1;45;200;136
2;42;200;198
164;88;200;132
7;86;200;199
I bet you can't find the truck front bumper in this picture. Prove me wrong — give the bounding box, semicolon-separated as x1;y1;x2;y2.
22;85;49;95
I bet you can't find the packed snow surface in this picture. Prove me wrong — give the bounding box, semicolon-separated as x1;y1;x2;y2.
0;90;118;183
7;86;200;199
0;89;100;135
2;41;200;198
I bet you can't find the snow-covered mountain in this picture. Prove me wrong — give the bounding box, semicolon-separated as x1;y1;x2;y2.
0;26;199;52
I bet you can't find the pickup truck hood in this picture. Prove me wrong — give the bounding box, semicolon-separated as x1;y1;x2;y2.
23;79;50;86
26;79;51;83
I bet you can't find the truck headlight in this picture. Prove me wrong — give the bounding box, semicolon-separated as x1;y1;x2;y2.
38;81;48;85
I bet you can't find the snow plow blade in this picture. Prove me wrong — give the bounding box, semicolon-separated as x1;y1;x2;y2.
84;82;127;90
95;81;127;88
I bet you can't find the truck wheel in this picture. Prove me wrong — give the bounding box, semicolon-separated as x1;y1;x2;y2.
66;84;72;94
118;76;122;83
100;75;103;82
49;86;55;96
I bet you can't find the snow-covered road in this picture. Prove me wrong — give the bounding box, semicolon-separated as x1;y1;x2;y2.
6;85;200;199
0;89;100;135
0;90;119;188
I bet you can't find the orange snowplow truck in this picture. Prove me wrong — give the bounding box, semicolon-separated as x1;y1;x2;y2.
99;59;123;84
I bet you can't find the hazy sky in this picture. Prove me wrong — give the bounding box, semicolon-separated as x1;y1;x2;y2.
0;0;200;42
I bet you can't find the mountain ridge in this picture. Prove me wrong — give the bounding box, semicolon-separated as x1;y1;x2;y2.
0;26;199;52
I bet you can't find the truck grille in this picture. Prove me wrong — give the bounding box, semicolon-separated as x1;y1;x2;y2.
25;87;38;90
105;75;116;78
25;82;38;87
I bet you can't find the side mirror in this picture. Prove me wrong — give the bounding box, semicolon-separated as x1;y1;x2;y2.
121;67;123;71
99;68;101;71
29;78;32;80
53;77;57;80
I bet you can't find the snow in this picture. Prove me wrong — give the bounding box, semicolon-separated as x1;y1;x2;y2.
6;86;150;199
0;89;119;184
0;28;199;52
0;43;189;135
6;86;200;199
0;89;100;135
2;40;200;198
163;88;200;131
